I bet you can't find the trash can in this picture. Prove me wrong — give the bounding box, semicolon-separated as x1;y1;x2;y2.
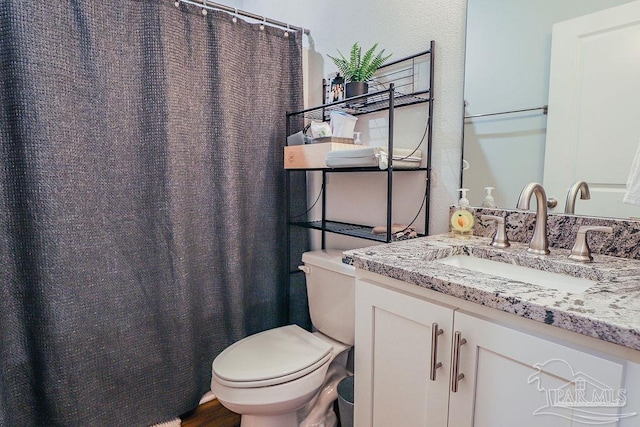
337;376;354;427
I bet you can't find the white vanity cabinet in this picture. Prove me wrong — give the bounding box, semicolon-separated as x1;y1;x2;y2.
354;279;454;426
354;274;640;427
450;312;626;427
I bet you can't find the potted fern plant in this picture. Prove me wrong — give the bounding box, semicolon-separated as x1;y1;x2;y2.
328;42;392;99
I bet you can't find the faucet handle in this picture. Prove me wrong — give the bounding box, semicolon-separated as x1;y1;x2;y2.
481;215;510;248
568;226;613;262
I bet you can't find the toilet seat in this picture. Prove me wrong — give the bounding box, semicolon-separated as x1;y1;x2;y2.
212;325;333;388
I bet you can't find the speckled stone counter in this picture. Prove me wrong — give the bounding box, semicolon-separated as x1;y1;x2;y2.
344;234;640;351
467;207;640;260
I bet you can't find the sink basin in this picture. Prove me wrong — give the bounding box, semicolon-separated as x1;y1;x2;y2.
436;255;595;293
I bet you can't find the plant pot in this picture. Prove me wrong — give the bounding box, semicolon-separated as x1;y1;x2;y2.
345;81;369;99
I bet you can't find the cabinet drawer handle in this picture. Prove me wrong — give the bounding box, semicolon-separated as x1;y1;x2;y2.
450;331;467;393
429;323;444;381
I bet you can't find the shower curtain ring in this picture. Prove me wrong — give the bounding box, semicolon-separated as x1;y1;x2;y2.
260;17;266;31
232;8;238;23
174;0;180;8
201;0;208;16
284;23;290;37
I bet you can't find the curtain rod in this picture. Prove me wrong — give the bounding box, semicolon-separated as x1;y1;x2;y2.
174;0;310;35
464;105;548;119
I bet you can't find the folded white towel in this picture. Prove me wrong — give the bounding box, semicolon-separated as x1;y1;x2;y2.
623;141;640;206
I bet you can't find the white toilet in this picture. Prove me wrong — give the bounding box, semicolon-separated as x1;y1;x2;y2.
210;250;356;427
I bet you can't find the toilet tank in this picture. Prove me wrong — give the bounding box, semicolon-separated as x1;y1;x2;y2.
301;250;356;346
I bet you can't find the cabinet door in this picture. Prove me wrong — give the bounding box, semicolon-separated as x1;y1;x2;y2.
449;312;626;427
354;280;454;427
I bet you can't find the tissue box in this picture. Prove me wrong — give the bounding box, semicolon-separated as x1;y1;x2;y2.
284;142;361;169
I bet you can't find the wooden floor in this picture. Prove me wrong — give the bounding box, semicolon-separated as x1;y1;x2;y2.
179;397;344;427
180;398;241;427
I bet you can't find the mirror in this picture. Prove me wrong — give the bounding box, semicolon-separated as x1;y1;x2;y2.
463;0;638;218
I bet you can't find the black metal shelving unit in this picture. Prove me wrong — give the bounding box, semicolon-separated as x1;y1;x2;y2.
285;41;435;256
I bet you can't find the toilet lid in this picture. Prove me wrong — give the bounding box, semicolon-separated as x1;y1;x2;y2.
212;325;333;388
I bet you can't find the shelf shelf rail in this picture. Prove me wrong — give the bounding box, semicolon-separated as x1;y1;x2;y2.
285;41;435;249
464;105;548;119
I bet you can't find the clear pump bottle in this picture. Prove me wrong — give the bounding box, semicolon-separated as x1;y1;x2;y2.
482;186;497;208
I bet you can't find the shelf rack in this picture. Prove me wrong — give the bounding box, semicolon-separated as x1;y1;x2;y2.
295;87;431;122
285;41;435;249
291;220;399;243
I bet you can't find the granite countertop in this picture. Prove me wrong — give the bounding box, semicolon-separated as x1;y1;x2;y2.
344;234;640;351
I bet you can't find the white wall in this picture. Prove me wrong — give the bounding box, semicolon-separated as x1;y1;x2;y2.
217;0;243;8
463;0;635;209
229;0;468;246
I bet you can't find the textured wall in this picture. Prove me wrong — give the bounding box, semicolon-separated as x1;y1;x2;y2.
240;0;468;242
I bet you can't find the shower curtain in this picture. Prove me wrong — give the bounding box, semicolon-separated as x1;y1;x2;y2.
0;1;304;425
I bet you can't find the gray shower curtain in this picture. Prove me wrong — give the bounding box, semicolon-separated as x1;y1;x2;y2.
0;1;304;425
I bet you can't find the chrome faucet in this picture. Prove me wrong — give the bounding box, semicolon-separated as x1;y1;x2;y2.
516;182;550;255
565;181;590;214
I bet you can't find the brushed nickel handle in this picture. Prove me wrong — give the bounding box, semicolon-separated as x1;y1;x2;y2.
568;226;613;262
450;331;467;393
547;198;558;209
480;215;510;248
429;323;444;381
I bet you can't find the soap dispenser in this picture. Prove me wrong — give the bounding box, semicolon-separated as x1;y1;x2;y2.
482;186;497;208
450;188;475;238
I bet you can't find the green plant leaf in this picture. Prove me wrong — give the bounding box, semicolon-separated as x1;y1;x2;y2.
359;43;378;81
327;42;391;83
350;43;361;79
328;49;353;80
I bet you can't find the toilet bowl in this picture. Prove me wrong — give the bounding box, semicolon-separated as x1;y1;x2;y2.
210;250;355;427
